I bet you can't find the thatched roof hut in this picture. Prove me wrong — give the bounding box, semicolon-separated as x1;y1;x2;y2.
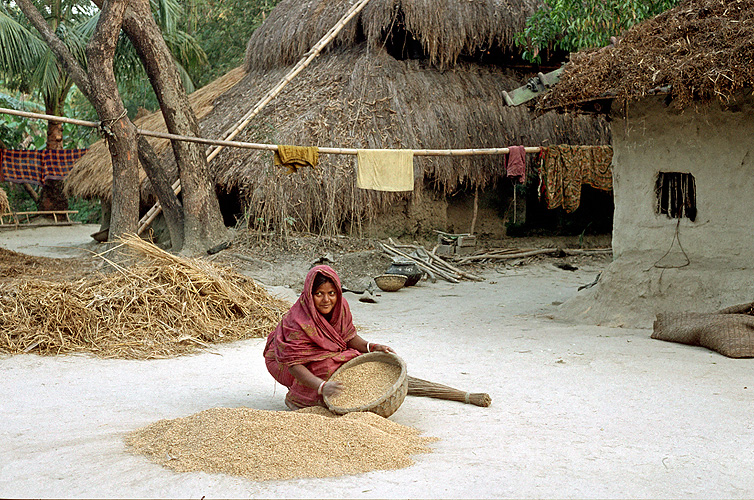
66;0;611;237
548;0;754;328
539;0;754;111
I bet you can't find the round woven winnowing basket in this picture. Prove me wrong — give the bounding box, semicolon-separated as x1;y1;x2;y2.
374;274;407;292
324;352;408;418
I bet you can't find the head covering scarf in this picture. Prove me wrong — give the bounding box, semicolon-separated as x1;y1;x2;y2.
263;265;360;407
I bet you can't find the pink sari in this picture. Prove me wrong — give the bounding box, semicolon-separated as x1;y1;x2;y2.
263;265;360;407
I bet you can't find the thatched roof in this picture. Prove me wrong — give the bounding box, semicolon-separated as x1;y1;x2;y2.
245;0;541;70
64;66;247;201
539;0;754;111
65;0;611;234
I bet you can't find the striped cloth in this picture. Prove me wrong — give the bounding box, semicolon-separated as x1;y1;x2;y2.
0;148;87;185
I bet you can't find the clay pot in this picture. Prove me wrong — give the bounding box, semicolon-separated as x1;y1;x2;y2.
385;261;423;286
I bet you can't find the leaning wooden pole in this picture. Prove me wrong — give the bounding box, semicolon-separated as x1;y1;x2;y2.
137;0;374;235
206;0;374;163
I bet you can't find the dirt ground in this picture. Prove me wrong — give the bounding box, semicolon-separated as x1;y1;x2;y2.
1;224;753;498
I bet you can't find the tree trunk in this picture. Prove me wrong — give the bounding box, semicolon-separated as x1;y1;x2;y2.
137;135;184;250
84;1;140;247
38;95;68;213
117;0;228;254
16;0;140;261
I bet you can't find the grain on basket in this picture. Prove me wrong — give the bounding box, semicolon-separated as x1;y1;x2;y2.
328;361;401;407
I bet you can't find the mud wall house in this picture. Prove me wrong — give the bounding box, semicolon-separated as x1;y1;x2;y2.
540;0;754;328
64;0;610;242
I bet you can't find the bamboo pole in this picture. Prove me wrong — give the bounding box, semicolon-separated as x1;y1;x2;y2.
470;186;479;234
0;108;542;157
455;247;559;264
0;105;544;235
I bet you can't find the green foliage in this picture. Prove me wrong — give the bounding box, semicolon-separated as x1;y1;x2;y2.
62;87;98;148
516;0;681;62
0;91;45;148
68;196;101;223
183;0;280;87
1;0;278;152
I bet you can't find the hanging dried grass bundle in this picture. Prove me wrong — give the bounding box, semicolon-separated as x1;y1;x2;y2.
0;187;10;214
0;234;289;359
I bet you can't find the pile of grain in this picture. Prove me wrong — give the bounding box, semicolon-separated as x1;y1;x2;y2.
328;360;401;408
125;407;436;480
0;235;289;358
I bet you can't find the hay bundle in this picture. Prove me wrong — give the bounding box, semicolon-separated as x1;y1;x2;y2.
0;235;289;358
0;187;10;214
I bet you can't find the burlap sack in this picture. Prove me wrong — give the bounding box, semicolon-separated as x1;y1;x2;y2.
652;302;754;358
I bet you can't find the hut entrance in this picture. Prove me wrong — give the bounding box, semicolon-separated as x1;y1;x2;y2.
216;185;244;227
506;183;614;238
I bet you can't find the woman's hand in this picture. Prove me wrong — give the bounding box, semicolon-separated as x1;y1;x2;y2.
368;343;395;354
320;380;343;398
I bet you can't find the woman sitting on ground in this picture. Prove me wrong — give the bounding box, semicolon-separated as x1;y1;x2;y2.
264;264;394;410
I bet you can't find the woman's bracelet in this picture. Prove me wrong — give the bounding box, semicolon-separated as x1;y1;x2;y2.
366;342;371;353
317;380;326;395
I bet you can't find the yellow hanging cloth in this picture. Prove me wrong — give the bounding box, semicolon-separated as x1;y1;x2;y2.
274;145;319;174
356;149;414;191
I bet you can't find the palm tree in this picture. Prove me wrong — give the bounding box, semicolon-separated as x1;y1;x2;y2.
0;0;206;211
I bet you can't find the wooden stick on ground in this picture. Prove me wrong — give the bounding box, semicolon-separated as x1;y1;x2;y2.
384;238;480;281
380;242;460;283
427;248;484;281
470;186;478;235
455;247;559;264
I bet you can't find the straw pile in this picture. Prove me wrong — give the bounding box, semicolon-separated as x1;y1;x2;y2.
0;187;9;214
0;235;289;358
125;406;436;480
328;360;402;407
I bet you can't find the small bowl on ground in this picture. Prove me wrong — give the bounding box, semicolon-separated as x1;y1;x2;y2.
324;352;408;418
374;274;407;292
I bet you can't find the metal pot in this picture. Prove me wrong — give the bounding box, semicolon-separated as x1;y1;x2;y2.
385;260;423;286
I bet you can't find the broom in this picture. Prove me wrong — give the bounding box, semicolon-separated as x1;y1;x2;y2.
407;376;492;407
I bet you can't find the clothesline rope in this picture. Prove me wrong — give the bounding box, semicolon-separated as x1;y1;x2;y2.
0;107;542;156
